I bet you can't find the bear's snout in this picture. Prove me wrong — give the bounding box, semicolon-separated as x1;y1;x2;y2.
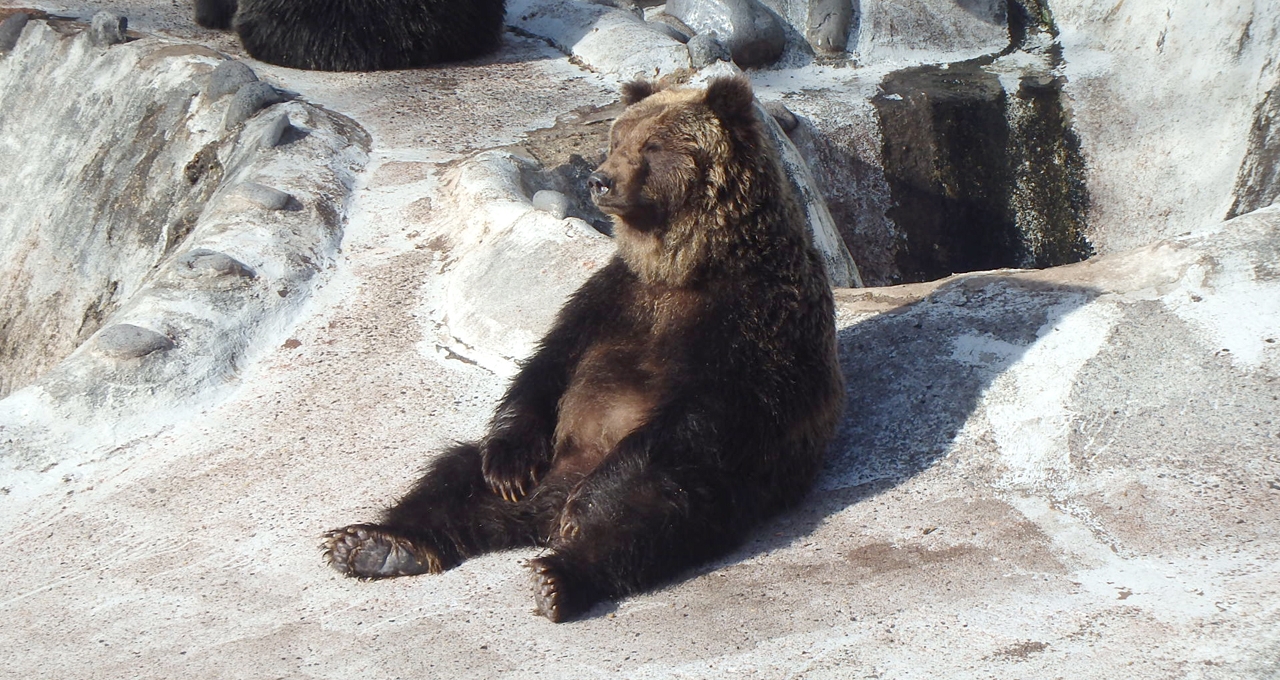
587;172;613;198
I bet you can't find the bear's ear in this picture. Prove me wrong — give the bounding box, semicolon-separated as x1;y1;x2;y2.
621;80;660;106
704;76;756;125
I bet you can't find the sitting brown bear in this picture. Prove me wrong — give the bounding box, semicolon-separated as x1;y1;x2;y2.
324;76;845;622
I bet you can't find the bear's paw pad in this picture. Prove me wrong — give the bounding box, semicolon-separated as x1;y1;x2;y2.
323;524;440;578
531;558;570;622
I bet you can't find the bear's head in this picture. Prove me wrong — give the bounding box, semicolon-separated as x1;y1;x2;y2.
589;76;785;286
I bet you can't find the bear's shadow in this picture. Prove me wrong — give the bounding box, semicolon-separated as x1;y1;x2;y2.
643;273;1102;604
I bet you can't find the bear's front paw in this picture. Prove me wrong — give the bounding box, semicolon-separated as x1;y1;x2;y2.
481;435;548;503
323;524;442;578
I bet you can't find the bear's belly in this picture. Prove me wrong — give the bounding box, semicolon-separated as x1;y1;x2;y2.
550;341;664;478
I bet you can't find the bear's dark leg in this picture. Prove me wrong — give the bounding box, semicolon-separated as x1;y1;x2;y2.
325;443;556;579
194;0;237;30
531;459;749;621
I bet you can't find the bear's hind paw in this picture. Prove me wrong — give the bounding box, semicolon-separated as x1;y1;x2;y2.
530;556;597;623
323;524;442;578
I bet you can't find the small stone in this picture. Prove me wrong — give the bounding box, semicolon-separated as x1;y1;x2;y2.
0;12;30;53
762;100;798;133
668;0;785;68
89;12;128;47
650;12;695;39
224;81;285;130
259;112;292;147
647;20;690;44
96;324;174;359
532;190;570;220
206;60;258;101
232;182;292;210
687;31;731;68
176;248;256;279
807;0;853;54
725;0;785;68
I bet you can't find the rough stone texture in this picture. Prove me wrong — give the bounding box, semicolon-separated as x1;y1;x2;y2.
230;181;293;210
431;151;614;373
667;0;787;68
805;0;852;54
757;0;1008;62
686;30;730;68
88;10;126;47
0;20;215;398
0;10;27;52
0;19;368;461
530;188;570;219
509;0;691;79
1054;0;1280;255
223;80;285;130
853;0;1008;63
205;58;257;100
1228;72;1280;219
94;323;174;358
761;98;798;132
176;248;257;281
257;111;292;147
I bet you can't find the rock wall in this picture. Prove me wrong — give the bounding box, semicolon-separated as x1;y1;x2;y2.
1054;0;1280;253
0;15;368;464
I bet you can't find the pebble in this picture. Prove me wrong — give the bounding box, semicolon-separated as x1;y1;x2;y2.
259;112;292;147
224;81;285;130
177;248;256;279
233;182;292;210
687;31;731;68
207;60;258;101
96;324;174;359
89;11;128;47
532;190;570;220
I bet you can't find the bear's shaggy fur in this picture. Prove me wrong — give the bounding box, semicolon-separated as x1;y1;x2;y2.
324;77;844;622
193;0;505;71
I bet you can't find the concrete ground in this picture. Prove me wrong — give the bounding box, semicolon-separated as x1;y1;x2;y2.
1;2;1278;678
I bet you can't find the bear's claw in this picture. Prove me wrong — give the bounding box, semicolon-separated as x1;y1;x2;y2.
323;524;441;578
531;559;567;622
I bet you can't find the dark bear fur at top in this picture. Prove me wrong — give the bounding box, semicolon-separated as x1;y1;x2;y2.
193;0;505;71
323;77;845;622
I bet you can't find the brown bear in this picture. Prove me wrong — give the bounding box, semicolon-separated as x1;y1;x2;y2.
193;0;505;72
323;76;845;622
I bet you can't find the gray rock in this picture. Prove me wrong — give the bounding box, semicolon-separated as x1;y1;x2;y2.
224;81;285;130
206;60;258;101
89;12;128;47
762;100;799;132
95;324;174;359
687;31;732;68
806;0;853;53
176;248;256;280
232;182;292;210
532;190;570;219
648;12;695;41
0;12;29;53
647;19;691;43
667;0;786;68
259;112;292;148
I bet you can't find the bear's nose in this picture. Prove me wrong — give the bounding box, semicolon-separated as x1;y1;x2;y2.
587;172;613;197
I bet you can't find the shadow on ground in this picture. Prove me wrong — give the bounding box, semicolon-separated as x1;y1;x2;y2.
665;273;1103;596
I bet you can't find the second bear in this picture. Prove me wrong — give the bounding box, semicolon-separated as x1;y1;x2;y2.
324;77;845;622
194;0;506;71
